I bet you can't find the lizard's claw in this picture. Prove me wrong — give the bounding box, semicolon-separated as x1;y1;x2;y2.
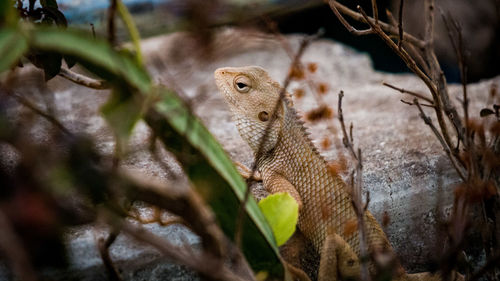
235;161;262;181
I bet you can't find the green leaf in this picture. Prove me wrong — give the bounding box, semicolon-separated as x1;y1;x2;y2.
258;192;299;246
0;28;28;73
30;27;151;93
101;86;142;144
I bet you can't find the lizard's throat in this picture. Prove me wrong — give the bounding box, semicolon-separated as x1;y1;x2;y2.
234;116;279;155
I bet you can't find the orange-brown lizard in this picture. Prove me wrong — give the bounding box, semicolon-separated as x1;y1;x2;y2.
214;66;461;281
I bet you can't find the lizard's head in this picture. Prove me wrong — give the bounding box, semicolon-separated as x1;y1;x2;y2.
214;66;285;154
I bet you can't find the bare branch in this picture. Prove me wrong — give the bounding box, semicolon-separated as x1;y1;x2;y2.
4;90;71;135
58;68;110;90
383;82;434;104
441;11;469;147
96;230;122;281
350;149;370;281
371;0;379;24
328;0;373;35
107;0;117;45
385;10;431;75
327;0;425;48
338;91;357;160
398;0;404;50
400;99;434;108
119;218;253;281
413;99;466;180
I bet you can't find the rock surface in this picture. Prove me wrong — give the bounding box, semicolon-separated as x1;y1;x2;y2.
2;28;498;280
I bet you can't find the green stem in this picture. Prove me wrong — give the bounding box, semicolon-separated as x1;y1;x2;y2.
116;0;143;65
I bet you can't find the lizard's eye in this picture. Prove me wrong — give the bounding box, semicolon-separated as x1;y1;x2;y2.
234;75;251;93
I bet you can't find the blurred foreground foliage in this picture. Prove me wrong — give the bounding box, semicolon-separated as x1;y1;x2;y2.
0;1;287;280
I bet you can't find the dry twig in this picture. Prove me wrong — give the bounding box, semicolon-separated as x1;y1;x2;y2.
58;68;109;90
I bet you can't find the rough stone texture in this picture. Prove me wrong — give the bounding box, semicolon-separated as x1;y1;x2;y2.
1;28;498;279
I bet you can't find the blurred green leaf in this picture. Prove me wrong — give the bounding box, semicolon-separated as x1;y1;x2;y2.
258;192;298;246
30;27;151;93
101;86;143;143
0;28;28;72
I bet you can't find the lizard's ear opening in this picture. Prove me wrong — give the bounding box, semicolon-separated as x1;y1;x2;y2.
233;75;251;93
258;111;270;122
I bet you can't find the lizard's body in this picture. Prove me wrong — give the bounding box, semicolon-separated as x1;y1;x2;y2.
214;66;457;281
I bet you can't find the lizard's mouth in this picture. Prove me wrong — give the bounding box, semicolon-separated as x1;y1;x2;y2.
214;68;238;109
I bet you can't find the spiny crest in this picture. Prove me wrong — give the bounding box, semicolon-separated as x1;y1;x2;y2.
283;97;328;164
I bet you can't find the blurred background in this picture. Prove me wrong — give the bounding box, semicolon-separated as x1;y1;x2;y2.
34;0;500;83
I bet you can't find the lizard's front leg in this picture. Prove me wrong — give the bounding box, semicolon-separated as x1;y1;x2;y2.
235;161;262;181
263;172;303;210
318;233;360;281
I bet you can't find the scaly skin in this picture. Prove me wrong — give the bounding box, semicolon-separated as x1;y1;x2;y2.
214;66;459;281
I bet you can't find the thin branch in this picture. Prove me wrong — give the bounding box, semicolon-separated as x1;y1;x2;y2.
385;10;431;75
58;68;110;90
357;5;463;167
413;99;466;180
5;90;71;135
328;0;373;35
351;149;370;281
124;173;225;259
96;230;122;281
119;218;253;281
327;0;425;49
107;0;118;45
371;0;379;24
338;91;357;160
90;23;96;39
441;11;469;146
398;0;404;50
400;99;434;108
116;0;143;65
383;82;434;104
356;5;438;103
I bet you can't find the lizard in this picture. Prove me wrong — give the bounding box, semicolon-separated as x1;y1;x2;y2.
214;65;461;281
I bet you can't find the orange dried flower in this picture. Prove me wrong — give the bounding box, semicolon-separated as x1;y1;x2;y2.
305;105;334;122
327;162;341;175
289;65;305;80
321;137;331;149
317;83;329;95
307;62;318;73
293;88;305;99
382;211;390;227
